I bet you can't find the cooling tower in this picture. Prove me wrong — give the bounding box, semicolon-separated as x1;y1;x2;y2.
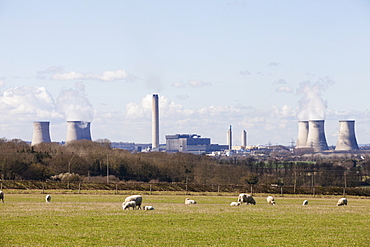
152;94;159;149
227;125;232;150
31;121;51;146
66;121;92;143
306;120;329;152
296;121;309;148
241;130;247;148
335;120;359;151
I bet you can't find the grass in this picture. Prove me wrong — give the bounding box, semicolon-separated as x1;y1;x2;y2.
0;192;369;246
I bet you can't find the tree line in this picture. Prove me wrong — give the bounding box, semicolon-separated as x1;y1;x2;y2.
1;138;369;188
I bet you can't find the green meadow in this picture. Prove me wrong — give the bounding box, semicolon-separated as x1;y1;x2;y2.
1;192;369;246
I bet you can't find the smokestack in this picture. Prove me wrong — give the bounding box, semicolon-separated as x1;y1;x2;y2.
306;120;329;152
152;94;159;149
241;130;247;148
296;121;309;148
31;121;51;146
66;121;92;143
335;120;359;151
227;125;232;150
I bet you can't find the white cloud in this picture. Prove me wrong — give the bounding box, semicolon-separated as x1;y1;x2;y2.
39;67;135;82
171;82;186;88
276;86;294;94
239;69;250;75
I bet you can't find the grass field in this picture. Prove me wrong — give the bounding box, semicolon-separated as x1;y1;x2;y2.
1;191;369;246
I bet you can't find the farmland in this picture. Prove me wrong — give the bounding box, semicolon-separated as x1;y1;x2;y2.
1;192;369;246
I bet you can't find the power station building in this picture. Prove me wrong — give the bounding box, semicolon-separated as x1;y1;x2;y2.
166;134;228;154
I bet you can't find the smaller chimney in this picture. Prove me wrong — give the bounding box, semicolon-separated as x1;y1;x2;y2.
241;130;247;148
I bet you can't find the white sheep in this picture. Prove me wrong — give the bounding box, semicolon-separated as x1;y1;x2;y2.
238;193;256;205
122;201;136;210
302;200;308;205
0;191;4;203
267;196;276;205
124;195;142;210
143;206;155;210
337;198;348;206
230;202;241;206
185;198;196;204
45;195;51;203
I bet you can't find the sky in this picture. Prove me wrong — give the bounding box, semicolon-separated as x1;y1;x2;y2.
1;0;370;147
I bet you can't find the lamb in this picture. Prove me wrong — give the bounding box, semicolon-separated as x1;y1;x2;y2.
267;196;276;205
302;200;308;205
143;206;155;210
124;195;142;210
230;202;241;206
185;198;196;204
122;201;136;210
238;193;256;205
0;191;4;203
45;195;51;203
337;198;348;206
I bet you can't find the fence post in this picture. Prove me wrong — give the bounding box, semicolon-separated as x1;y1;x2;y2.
78;183;81;194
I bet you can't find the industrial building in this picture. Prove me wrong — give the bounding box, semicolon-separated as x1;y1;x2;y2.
166;134;228;154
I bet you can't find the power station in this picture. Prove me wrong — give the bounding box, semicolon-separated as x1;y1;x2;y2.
66;121;92;143
31;121;51;146
335;120;359;151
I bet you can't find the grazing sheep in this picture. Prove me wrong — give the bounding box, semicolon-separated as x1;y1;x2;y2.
0;191;4;203
124;195;142;210
303;200;308;205
143;206;155;210
122;201;136;210
185;198;196;204
337;198;348;206
230;202;241;206
267;196;276;205
238;193;256;205
45;195;51;203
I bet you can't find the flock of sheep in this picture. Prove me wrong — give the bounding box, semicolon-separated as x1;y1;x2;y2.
0;190;348;208
230;193;348;207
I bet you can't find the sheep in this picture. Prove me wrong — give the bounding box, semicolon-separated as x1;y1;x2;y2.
185;198;196;204
0;191;4;203
230;202;241;206
124;195;142;210
302;200;308;205
267;196;276;205
337;198;348;206
238;193;256;205
143;206;155;210
45;195;51;203
122;201;136;210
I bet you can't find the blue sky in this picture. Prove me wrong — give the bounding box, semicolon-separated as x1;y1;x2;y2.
1;0;370;146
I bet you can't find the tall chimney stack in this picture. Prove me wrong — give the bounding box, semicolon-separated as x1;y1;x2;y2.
296;121;309;148
152;94;159;149
31;121;51;146
66;121;92;143
335;120;359;151
227;125;232;150
306;120;329;152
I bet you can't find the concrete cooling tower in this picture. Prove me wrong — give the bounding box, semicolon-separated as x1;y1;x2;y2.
335;120;359;151
296;121;309;148
66;121;92;143
31;121;51;146
306;120;329;152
